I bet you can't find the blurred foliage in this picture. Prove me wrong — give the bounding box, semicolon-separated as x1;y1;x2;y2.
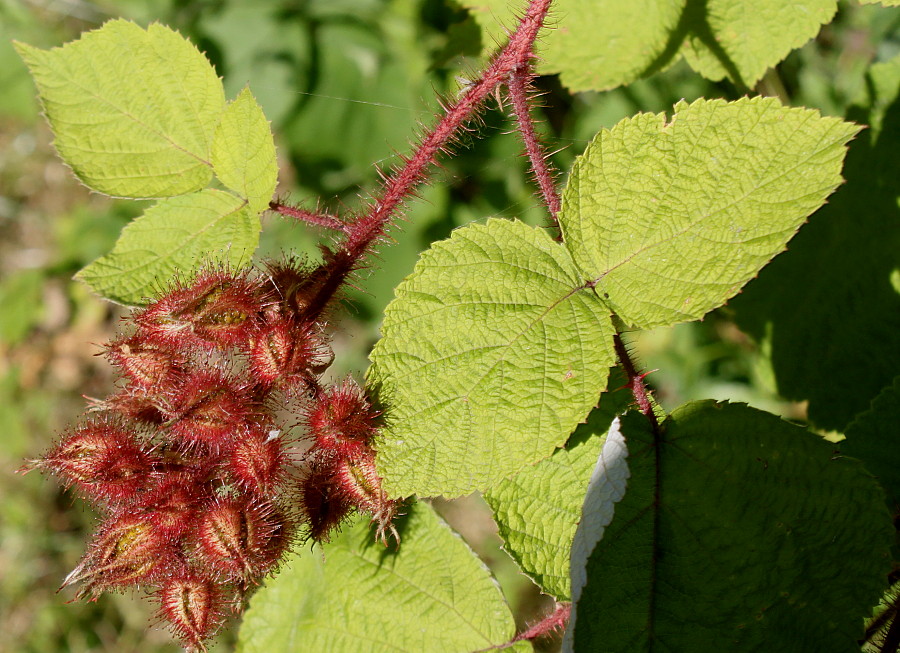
1;0;898;650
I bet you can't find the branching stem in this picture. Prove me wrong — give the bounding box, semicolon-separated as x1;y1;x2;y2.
301;0;555;319
269;201;348;233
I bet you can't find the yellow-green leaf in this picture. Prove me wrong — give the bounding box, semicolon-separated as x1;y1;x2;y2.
212;87;278;214
15;19;224;198
76;189;258;305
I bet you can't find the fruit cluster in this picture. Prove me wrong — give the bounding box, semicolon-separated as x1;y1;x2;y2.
32;263;398;650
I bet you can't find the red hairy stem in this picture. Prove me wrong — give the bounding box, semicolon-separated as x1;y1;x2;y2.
301;0;555;318
477;602;571;651
269;201;348;233
613;333;660;432
506;64;562;230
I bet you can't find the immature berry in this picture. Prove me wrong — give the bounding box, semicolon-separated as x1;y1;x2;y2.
333;456;400;545
105;335;183;388
248;318;333;392
306;377;379;460
298;465;352;543
157;575;225;652
195;498;291;581
37;420;158;503
64;513;175;598
135;269;267;350
263;259;330;318
226;426;287;495
165;370;258;450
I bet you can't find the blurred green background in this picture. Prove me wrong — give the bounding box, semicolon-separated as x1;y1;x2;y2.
1;0;897;650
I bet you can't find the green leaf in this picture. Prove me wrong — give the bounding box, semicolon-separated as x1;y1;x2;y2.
559;96;858;329
730;56;900;430
76;189;258;305
460;1;835;91
568;403;893;651
369;218;615;498
483;369;632;600
539;0;686;92
679;0;836;87
212;87;278;214
237;502;518;653
15;19;224;198
457;0;683;91
842;376;900;508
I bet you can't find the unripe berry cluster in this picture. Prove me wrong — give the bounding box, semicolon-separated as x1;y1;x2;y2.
32;262;398;650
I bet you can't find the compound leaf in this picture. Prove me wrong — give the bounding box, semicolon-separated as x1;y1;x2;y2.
483;370;632;600
16;19;224;198
369;218;615;498
567;403;893;651
76;189;258;305
560;96;858;329
237;502;520;653
212;87;278;214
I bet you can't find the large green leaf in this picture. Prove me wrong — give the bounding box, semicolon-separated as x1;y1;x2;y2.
237;502;521;653
679;0;836;87
559;96;858;329
212;87;278;214
460;0;835;91
730;56;900;431
483;369;632;600
841;376;900;508
15;19;224;198
567;403;893;651
369;218;615;498
459;0;684;91
76;189;259;305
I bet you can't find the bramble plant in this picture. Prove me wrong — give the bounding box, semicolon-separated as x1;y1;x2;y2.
12;0;900;651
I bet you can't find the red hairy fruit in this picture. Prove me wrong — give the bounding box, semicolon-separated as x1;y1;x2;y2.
105;335;183;388
65;513;176;598
157;575;225;651
306;377;379;459
39;421;158;503
137;477;204;541
334;456;400;545
91;386;169;425
166;370;258;449
298;465;352;543
249;318;333;391
135;270;267;350
195;498;291;581
227;426;287;495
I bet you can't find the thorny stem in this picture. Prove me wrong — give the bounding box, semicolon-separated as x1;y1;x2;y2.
613;332;660;432
268;201;348;233
506;64;562;231
299;0;555;320
476;602;571;651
